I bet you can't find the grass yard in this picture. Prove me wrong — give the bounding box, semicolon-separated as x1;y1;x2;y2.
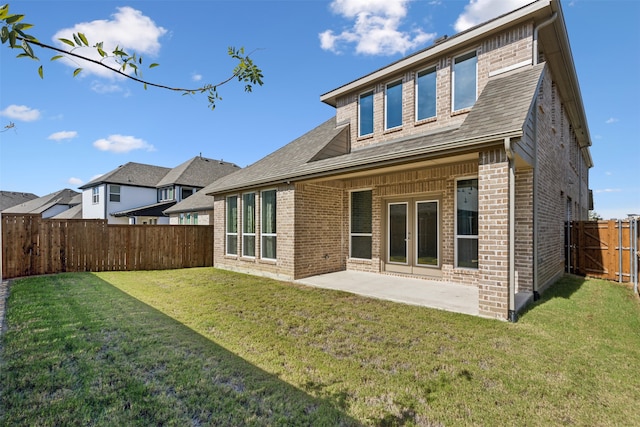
1;269;639;426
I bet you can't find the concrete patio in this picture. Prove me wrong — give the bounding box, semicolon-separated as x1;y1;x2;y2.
296;271;479;316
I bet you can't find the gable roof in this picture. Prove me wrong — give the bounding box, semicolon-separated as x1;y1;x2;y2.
79;162;171;189
51;203;83;219
207;63;546;195
2;188;80;214
156;156;240;188
0;191;39;212
164;185;215;214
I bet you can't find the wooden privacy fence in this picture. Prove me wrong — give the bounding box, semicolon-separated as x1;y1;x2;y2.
1;214;214;279
566;219;639;288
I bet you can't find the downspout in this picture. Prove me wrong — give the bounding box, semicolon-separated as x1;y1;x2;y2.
533;12;558;65
505;137;517;322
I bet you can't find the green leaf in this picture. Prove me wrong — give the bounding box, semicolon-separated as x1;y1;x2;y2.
72;33;81;46
149;63;159;69
50;55;63;61
8;29;16;48
78;32;88;46
5;14;24;24
97;47;106;58
59;38;75;47
38;65;43;79
14;23;33;31
1;26;9;43
73;68;82;77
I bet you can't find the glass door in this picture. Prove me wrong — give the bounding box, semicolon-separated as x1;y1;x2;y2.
388;202;408;265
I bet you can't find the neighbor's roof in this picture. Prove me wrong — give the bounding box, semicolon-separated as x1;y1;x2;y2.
0;191;39;212
156;156;240;188
207;63;546;195
2;188;80;214
51;203;83;219
79;162;171;189
112;200;176;217
164;185;216;214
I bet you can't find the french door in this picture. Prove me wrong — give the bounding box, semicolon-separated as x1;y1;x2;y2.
386;199;439;275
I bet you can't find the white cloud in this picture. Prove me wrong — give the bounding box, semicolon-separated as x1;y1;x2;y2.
605;117;619;124
595;188;622;193
192;73;203;82
454;0;532;32
320;0;436;55
48;130;78;141
0;104;41;122
93;134;155;153
68;177;84;186
52;6;167;79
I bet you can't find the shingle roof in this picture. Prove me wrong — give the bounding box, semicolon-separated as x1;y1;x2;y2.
51;203;83;219
2;188;80;214
156;156;240;188
207;63;546;195
0;191;39;212
163;185;215;214
79;162;171;189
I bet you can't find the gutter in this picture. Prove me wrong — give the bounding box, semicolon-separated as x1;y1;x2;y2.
533;12;558;65
504;137;518;322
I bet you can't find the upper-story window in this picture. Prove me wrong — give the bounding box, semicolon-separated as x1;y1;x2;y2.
158;186;174;202
358;90;374;137
92;187;99;204
385;79;403;130
452;51;477;112
416;66;437;121
109;184;120;202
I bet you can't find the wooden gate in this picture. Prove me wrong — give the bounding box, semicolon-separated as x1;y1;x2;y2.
566;219;639;287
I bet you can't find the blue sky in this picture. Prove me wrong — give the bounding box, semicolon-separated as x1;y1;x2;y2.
1;0;638;219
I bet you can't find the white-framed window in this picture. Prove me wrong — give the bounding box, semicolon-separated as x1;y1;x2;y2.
416;66;437;121
350;190;372;259
179;213;185;225
385;79;403;130
193;212;198;225
92;187;99;204
242;192;256;257
261;189;277;260
358;90;374;137
455;178;478;269
109;184;120;202
452;50;477;112
158;186;174;202
226;196;238;255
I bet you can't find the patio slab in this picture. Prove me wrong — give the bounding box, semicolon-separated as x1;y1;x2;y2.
296;271;479;316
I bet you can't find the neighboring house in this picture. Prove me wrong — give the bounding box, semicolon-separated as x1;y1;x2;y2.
206;0;593;320
0;191;39;212
2;189;80;218
50;193;83;219
79;156;239;224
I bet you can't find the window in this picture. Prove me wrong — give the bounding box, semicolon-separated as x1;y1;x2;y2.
109;184;120;202
416;67;437;121
226;196;238;255
92;187;99;204
261;190;277;260
193;212;198;225
453;51;477;111
242;193;256;257
350;190;372;259
359;90;374;137
385;79;403;130
158;187;174;202
179;213;184;225
456;178;478;269
181;187;195;200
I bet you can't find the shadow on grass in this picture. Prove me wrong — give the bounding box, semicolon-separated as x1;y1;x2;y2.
1;273;360;426
519;274;587;317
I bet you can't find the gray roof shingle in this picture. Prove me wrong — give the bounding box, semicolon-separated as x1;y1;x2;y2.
156;156;240;188
2;188;80;214
207;63;546;195
0;191;39;211
79;162;171;189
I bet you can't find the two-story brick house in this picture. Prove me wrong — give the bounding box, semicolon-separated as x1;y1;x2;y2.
206;0;592;320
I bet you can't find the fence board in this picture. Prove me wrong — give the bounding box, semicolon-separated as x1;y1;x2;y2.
1;214;214;279
568;219;639;284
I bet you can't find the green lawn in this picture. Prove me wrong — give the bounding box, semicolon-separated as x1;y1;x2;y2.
1;269;639;426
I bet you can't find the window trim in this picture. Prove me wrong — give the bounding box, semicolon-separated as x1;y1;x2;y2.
415;65;437;122
260;189;277;261
452;50;478;112
454;177;479;270
242;192;256;258
385;79;403;130
225;195;238;256
109;184;121;203
349;189;373;260
358;90;374;137
92;186;99;204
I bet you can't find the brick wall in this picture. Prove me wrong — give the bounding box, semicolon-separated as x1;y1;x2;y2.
336;23;534;151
